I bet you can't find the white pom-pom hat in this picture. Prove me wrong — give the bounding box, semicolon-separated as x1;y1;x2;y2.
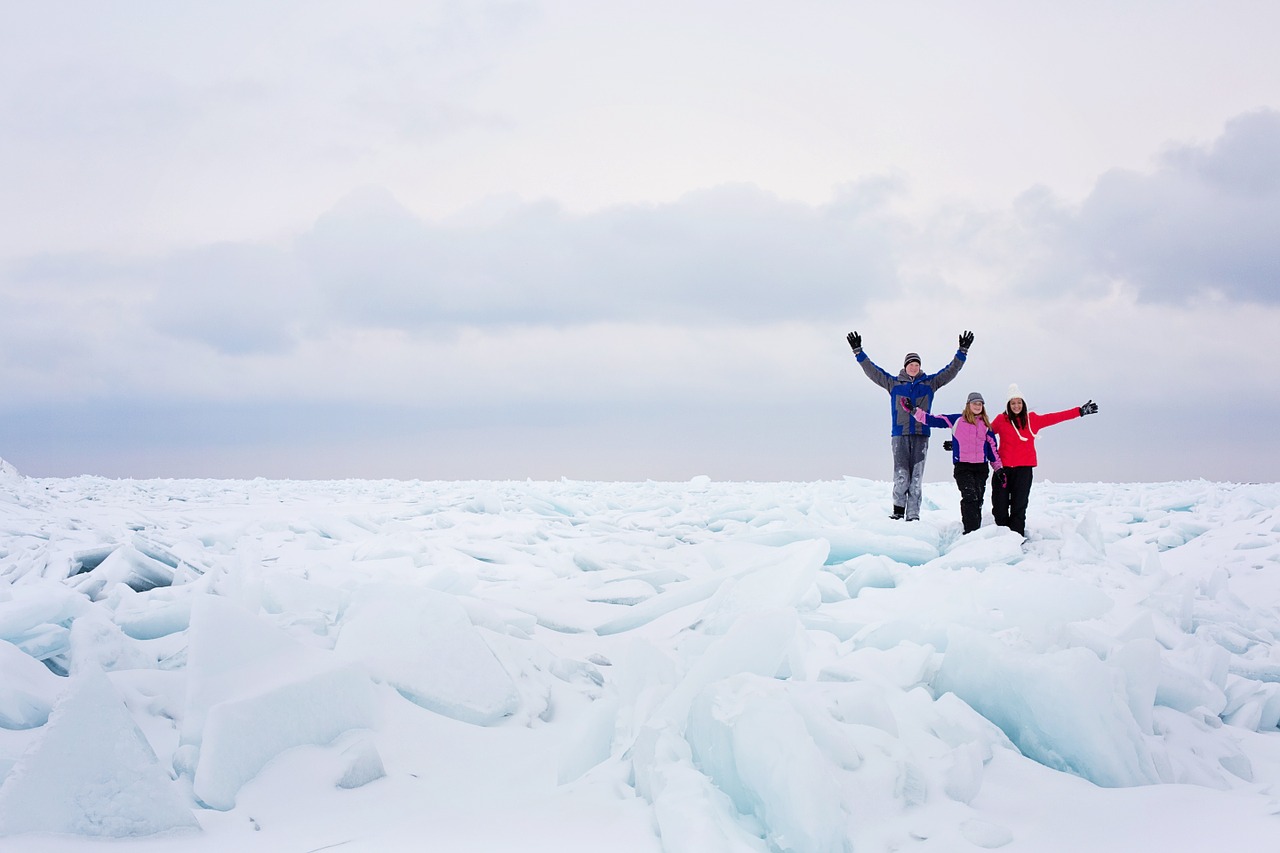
1006;383;1025;403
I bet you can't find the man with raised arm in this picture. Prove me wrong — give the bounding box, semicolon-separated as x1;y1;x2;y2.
846;331;973;521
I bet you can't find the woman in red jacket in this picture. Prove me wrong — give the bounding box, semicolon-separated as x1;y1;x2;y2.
989;384;1098;535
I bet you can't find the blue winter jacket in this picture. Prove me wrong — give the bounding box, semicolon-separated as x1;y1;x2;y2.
854;348;967;436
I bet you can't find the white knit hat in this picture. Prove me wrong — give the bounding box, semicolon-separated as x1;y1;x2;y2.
1006;383;1024;403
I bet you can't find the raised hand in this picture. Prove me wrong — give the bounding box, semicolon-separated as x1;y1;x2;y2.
959;330;975;350
1080;400;1099;416
846;331;862;351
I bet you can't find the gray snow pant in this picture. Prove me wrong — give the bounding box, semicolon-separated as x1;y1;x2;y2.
891;434;929;520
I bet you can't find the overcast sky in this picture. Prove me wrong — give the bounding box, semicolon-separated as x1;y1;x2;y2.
3;0;1279;483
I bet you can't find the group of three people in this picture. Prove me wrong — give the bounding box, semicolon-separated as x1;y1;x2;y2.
846;330;1098;536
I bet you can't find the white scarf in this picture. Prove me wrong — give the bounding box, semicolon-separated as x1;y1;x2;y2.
1008;415;1038;442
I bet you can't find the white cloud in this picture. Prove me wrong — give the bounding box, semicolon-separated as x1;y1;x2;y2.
1071;110;1280;303
296;182;903;328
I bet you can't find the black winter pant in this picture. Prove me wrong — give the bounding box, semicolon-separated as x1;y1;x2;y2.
954;462;989;534
992;465;1035;535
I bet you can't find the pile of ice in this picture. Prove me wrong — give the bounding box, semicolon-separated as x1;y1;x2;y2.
1;474;1279;851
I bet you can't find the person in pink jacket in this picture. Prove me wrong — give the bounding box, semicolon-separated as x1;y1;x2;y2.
989;383;1099;536
902;392;1003;534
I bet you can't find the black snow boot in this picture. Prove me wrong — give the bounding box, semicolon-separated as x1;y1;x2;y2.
889;505;905;520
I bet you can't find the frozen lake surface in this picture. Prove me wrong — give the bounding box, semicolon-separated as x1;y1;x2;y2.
2;469;1280;851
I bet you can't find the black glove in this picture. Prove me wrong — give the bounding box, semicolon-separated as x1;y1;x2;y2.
995;469;1008;488
900;397;915;413
942;440;953;452
846;331;862;352
959;330;974;351
1079;400;1098;416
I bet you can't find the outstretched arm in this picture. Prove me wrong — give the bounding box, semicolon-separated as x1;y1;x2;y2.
847;331;897;392
926;331;973;390
1030;403;1095;430
905;400;953;429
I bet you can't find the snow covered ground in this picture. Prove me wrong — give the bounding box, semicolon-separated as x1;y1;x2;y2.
2;463;1279;852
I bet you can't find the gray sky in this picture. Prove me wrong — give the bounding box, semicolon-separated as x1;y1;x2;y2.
3;0;1279;483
